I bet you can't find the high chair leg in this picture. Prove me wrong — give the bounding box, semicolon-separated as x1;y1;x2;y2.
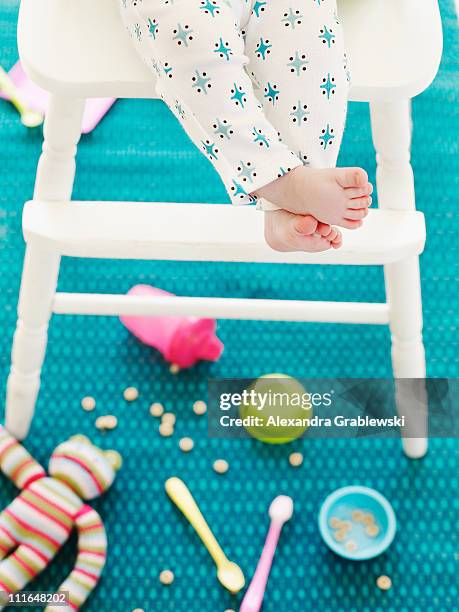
370;99;428;458
6;249;61;439
5;95;84;439
33;95;85;201
385;257;428;459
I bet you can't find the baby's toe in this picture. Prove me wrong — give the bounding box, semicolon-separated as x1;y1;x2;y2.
327;227;339;242
349;196;372;209
345;183;373;199
294;214;319;236
290;217;332;251
344;207;368;221
316;221;333;238
336;167;369;189
331;231;342;248
341;219;363;230
317;223;342;248
303;235;333;252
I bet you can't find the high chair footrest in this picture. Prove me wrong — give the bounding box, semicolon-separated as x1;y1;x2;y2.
23;201;426;266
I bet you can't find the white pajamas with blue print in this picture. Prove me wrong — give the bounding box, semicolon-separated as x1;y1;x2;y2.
119;0;351;207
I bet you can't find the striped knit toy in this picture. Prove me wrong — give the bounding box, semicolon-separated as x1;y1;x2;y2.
0;426;121;611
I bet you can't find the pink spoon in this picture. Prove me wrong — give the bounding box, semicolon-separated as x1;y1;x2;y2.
240;496;294;612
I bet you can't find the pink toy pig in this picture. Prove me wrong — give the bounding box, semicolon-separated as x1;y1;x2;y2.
120;285;224;368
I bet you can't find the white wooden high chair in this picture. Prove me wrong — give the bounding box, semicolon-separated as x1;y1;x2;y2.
6;0;442;458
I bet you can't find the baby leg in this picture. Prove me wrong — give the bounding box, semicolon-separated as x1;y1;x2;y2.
117;0;304;206
245;1;373;230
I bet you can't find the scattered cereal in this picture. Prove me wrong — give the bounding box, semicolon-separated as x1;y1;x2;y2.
333;529;347;542
159;570;174;585
352;509;364;522
170;364;180;375
179;437;194;452
124;387;139;402
340;520;352;532
213;459;229;474
162;413;176;426
362;513;376;526
289;452;303;467
159;423;174;437
193;400;207;415
376;575;392;591
95;415;118;431
150;403;164;417
81;396;96;412
329;517;342;529
365;524;380;538
345;540;358;552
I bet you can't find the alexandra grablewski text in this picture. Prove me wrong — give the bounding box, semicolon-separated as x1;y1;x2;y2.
207;378;459;439
219;414;406;429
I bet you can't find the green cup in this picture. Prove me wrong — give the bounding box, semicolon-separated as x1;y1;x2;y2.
239;373;312;444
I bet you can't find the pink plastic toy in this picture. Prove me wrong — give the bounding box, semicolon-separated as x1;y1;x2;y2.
120;285;224;368
240;496;294;612
0;61;116;133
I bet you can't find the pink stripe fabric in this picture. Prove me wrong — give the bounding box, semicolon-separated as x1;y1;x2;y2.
51;454;104;494
19;497;72;533
5;510;61;548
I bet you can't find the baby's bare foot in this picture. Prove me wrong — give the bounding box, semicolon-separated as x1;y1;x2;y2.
256;166;373;230
264;210;342;253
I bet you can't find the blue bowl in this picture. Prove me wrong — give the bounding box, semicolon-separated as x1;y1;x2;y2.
318;486;396;561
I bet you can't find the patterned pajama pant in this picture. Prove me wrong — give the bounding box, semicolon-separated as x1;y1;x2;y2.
119;0;351;207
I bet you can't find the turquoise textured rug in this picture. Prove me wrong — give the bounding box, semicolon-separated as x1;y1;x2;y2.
0;1;458;610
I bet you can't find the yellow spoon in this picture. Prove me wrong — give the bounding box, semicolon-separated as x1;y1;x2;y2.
165;477;245;594
0;65;43;128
